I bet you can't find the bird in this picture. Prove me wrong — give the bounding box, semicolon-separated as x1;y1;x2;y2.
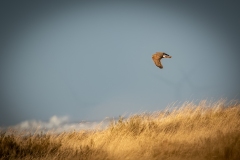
152;52;172;69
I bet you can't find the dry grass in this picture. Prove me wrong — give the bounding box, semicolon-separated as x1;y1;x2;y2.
1;100;240;160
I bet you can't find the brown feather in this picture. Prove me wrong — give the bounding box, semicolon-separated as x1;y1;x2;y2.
152;52;164;69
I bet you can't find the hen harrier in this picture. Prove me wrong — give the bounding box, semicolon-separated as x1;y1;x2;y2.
152;52;172;69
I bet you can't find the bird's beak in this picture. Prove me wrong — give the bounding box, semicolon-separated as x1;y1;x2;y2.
163;55;172;58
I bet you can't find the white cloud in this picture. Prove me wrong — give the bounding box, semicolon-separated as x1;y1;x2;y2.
6;115;110;134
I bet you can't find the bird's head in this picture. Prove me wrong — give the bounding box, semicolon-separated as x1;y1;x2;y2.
163;53;172;58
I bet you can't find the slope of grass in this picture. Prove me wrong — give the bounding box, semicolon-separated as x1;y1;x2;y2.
1;100;240;160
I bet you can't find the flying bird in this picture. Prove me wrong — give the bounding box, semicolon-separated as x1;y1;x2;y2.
152;52;172;69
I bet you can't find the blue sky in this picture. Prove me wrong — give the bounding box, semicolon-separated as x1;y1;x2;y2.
0;1;240;126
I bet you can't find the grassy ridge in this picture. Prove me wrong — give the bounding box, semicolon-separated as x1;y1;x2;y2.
1;100;240;160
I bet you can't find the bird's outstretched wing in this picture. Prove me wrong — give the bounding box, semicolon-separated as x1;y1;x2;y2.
152;53;163;69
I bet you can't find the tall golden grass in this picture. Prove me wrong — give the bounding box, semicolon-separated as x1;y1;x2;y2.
1;100;240;160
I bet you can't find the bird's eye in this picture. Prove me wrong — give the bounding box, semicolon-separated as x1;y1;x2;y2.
164;53;169;56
